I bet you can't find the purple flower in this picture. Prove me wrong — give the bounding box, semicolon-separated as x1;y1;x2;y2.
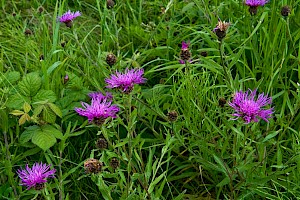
181;41;189;50
75;92;119;125
17;162;56;190
105;68;146;93
228;89;274;124
245;0;268;7
59;10;81;27
179;41;192;64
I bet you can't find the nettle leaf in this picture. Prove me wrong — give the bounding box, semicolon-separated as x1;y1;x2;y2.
6;94;31;110
20;125;40;143
31;128;56;151
18;72;41;97
32;89;57;103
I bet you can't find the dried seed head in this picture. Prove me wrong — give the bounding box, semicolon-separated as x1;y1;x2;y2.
38;6;44;13
24;29;33;35
218;98;226;107
110;157;120;169
214;21;230;40
200;51;208;57
84;158;102;174
39;55;44;61
281;6;291;17
107;0;115;9
61;41;66;48
106;53;117;66
96;138;108;150
167;110;178;122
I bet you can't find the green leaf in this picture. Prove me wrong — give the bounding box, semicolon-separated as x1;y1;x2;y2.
32;89;57;103
42;107;56;123
42;124;63;140
6;94;30;110
18;72;41;97
48;103;62;118
31;128;56;151
0;71;20;87
262;130;281;143
148;172;166;194
20;125;40;143
33;105;44;116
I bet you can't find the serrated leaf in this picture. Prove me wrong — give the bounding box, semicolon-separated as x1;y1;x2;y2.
42;124;63;140
23;102;31;113
48;103;62;118
32;129;56;151
10;110;25;116
32;89;57;103
42;107;56;123
6;94;30;110
18;72;41;97
20;125;39;143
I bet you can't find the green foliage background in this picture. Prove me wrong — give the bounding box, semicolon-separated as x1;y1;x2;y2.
1;0;300;199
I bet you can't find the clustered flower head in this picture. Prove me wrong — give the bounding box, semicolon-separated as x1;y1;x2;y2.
59;10;81;27
75;92;119;125
244;0;269;15
213;21;230;40
17;162;56;190
105;68;146;93
228;89;274;124
179;41;192;64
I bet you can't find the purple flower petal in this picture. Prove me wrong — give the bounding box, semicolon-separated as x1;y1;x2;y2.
105;68;146;93
17;162;56;190
228;89;274;124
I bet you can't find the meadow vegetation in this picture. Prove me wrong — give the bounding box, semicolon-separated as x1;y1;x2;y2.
1;0;300;199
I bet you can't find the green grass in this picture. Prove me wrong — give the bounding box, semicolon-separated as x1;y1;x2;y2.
1;0;300;199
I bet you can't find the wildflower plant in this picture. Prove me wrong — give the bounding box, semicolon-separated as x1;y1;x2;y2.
58;10;81;27
244;0;268;15
228;89;273;124
75;92;119;125
17;162;56;190
105;68;146;93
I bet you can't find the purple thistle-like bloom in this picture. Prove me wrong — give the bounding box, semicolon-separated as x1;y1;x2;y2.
17;162;56;190
228;89;274;124
179;41;192;64
105;68;146;93
59;10;81;27
245;0;268;7
75;92;119;124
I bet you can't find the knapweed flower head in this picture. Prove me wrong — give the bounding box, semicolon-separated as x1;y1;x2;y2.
244;0;268;15
17;162;56;190
228;89;273;124
75;92;119;125
213;21;230;40
59;10;81;27
105;68;146;93
179;41;192;64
